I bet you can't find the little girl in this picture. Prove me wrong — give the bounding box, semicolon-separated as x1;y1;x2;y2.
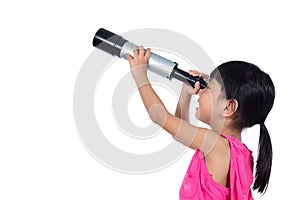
126;46;275;199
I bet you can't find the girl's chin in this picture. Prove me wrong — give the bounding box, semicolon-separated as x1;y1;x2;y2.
195;109;210;126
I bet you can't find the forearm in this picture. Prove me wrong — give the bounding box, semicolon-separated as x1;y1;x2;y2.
136;78;192;124
175;87;192;122
134;76;169;127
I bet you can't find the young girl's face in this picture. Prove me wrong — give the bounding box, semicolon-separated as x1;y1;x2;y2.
196;78;226;128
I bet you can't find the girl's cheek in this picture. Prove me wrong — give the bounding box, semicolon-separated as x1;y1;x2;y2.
198;100;211;124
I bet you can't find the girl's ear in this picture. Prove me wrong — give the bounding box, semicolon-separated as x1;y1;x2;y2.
224;99;238;117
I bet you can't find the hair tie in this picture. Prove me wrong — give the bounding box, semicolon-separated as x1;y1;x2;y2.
260;123;267;132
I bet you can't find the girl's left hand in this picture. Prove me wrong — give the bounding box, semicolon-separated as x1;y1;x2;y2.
182;70;209;95
126;46;151;80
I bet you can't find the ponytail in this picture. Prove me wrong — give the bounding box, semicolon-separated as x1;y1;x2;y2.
253;123;272;193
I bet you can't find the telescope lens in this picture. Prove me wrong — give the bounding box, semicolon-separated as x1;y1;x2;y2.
93;28;127;57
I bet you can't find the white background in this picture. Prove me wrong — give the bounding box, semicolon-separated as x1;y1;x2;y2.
1;0;299;199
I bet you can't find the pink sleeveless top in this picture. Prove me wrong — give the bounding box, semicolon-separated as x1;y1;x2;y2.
180;134;254;200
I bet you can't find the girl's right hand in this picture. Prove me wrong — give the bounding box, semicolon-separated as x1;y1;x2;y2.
182;70;209;95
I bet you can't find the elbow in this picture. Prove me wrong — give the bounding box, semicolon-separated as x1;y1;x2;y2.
148;104;168;127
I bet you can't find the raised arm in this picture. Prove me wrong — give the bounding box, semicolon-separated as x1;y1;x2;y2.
126;46;221;151
175;73;201;122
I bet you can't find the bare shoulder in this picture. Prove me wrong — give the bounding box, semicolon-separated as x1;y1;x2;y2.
200;130;230;157
216;136;230;153
204;133;231;187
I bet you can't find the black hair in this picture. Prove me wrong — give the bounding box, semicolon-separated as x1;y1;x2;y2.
210;61;275;194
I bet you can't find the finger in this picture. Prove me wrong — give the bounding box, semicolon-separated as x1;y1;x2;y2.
192;72;201;77
188;70;196;74
193;81;200;94
126;53;133;61
139;46;145;58
132;45;138;57
200;73;210;82
188;70;200;76
145;48;151;59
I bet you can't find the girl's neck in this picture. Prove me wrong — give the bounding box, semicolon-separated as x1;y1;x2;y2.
222;127;242;141
222;131;242;141
213;126;242;141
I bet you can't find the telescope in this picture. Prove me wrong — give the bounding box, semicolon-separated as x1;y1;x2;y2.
92;28;207;89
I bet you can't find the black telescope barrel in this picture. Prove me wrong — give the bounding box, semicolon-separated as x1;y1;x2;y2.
93;28;127;57
172;67;207;89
